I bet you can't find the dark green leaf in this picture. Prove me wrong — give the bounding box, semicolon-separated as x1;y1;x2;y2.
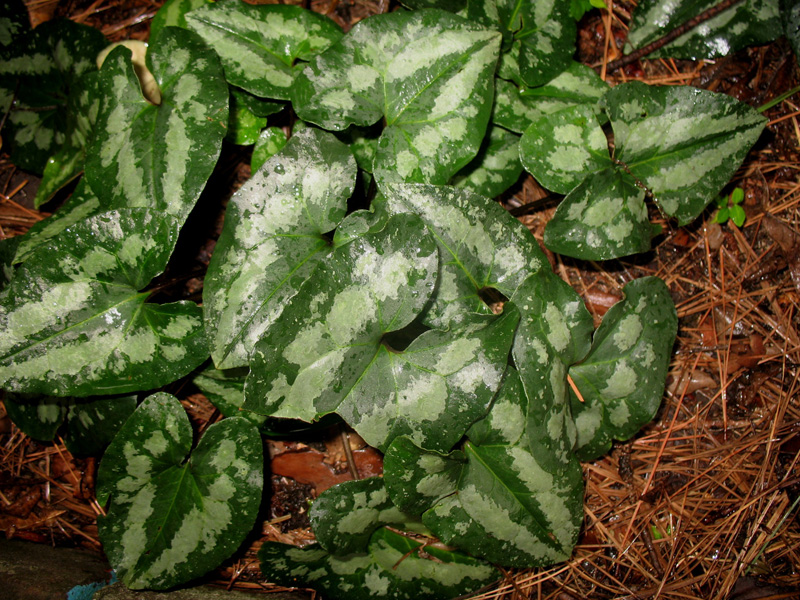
386;368;584;568
85;27;228;233
519;104;610;194
784;0;800;60
0;209;208;397
310;477;414;555
187;0;342;101
97;393;263;589
3;393;68;441
202;128;356;369
451;124;522;198
0;0;30;51
570;277;677;461
34;71;101;207
63;395;138;455
259;527;499;600
511;272;593;471
0;18;106;174
543;168;652;260
626;0;781;60
494;61;608;134
244;213;518;452
606;82;766;225
292;10;501;186
383;183;547;328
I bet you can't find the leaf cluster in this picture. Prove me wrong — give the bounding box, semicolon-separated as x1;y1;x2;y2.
0;0;779;595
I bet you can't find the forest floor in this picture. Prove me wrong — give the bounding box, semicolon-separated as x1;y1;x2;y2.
1;1;799;599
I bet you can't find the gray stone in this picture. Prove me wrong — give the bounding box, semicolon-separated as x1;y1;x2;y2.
0;538;111;600
94;582;308;600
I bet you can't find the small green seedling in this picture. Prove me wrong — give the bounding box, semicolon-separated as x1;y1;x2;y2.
713;187;746;227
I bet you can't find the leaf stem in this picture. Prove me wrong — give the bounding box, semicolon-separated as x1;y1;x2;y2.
606;0;747;73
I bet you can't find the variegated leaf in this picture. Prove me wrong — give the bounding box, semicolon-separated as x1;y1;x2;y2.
386;368;584;568
192;364;266;428
0;0;29;51
543;168;652;260
0;209;208;397
383;183;546;328
334;123;382;173
0;236;21;291
97;393;263;589
0;18;106;174
310;478;415;556
3;393;68;442
511;272;593;470
244;213;518;452
626;0;780;60
149;0;211;42
605;82;767;225
570;277;677;461
451;124;522;198
259;527;498;600
202;128;356;369
384;436;465;515
784;0;800;60
13;179;102;264
519;104;610;194
35;72;101;207
497;0;576;87
250;126;287;172
494;61;608;134
85;27;228;232
292;10;501;186
186;0;342;101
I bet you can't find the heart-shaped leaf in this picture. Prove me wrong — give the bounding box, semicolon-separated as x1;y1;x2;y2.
784;0;800;60
494;61;608;134
383;183;547;328
543;168;652;260
186;0;342;101
385;368;584;568
259;527;499;600
202;127;356;369
570;277;677;461
244;213;518;452
519;104;610;194
85;26;228;232
511;271;593;470
97;393;263;589
310;477;415;556
0;18;106;174
0;209;208;397
451;124;522;198
605;82;767;225
292;9;501;186
527;83;766;259
0;0;30;51
626;0;781;60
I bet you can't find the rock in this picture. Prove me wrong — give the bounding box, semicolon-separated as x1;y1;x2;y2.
0;538;111;600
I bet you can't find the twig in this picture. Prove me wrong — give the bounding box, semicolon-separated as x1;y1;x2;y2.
606;0;747;73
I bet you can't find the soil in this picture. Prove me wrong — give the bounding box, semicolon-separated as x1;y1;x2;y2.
1;1;799;599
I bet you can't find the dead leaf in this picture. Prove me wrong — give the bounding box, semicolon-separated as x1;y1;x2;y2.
762;214;800;293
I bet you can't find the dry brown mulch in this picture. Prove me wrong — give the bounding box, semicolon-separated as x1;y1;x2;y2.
2;1;800;599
